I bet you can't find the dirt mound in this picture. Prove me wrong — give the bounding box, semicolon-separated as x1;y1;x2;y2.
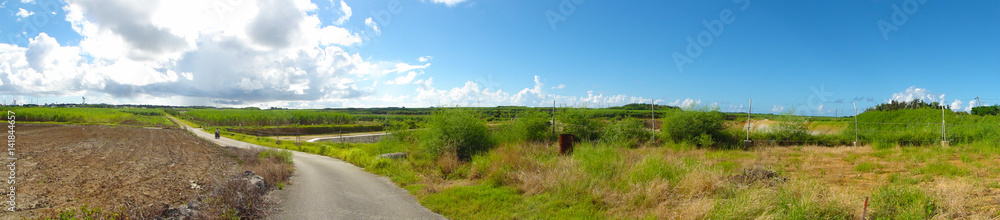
2;124;239;219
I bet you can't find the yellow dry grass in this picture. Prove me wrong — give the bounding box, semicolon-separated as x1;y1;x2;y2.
412;142;1000;219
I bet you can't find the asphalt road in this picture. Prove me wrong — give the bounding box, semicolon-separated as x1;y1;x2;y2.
167;116;444;220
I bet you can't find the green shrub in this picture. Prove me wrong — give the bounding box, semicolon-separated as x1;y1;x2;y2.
770;122;810;143
971;105;1000;116
423;108;493;160
341;148;370;166
496;110;551;143
661;110;729;148
557;108;604;141
601;118;650;148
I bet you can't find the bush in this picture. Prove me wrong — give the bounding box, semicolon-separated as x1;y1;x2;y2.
972;106;1000;116
601;118;651;148
558;108;604;141
423;108;494;161
496;110;551;143
771;122;810;142
661;110;729;148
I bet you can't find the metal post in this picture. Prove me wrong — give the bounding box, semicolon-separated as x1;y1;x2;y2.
854;102;858;147
743;99;752;148
339;116;343;144
552;100;556;139
862;196;869;220
942;104;948;147
651;99;655;143
746;99;751;141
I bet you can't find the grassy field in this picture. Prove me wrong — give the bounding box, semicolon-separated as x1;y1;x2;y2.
15;106;1000;218
321;140;1000;219
182;107;1000;219
0;107;173;127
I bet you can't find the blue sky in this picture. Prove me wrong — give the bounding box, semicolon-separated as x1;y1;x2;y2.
1;0;999;115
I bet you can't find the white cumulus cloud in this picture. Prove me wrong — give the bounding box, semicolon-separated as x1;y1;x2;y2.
669;98;702;109
16;8;33;18
365;17;380;36
0;0;375;105
426;0;467;7
417;56;432;62
334;0;351;25
386;71;422;85
891;86;944;103
382;62;431;75
771;105;785;114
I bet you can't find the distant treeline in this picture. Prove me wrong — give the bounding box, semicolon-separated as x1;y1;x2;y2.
866;100;945;112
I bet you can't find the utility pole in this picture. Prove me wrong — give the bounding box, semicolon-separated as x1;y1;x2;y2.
853;102;858;147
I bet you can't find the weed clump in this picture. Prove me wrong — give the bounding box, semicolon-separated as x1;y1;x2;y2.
661;109;730;148
496;109;551;143
423;108;494;161
557;108;604;141
869;185;937;219
601;118;651;148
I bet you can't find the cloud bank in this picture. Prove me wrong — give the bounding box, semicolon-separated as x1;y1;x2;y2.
0;0;653;109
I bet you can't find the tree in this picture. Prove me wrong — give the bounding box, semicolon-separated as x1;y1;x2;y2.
971;106;1000;116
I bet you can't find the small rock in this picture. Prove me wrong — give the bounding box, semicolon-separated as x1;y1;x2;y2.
189;180;201;190
160;203;199;220
242;171;267;190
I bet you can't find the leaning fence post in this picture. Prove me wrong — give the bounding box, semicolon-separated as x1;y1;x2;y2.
862;196;869;220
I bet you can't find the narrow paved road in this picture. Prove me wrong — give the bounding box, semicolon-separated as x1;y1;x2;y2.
167;116;444;220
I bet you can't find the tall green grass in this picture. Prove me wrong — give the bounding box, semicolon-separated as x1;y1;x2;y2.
848;108;1000;145
1;107;172;126
869;184;936;219
181;108;355;126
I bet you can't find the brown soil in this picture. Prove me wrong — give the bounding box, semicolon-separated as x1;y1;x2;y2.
2;124;239;219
